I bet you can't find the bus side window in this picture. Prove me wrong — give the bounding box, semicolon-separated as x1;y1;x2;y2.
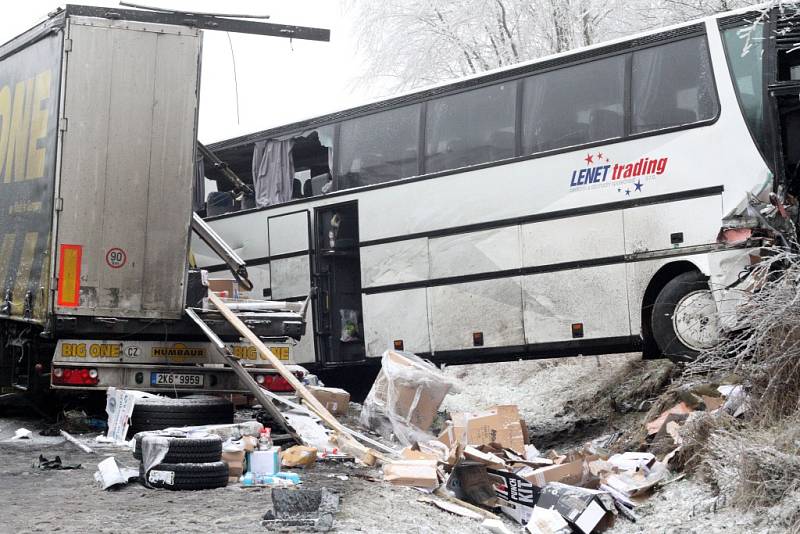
631;36;718;134
522;55;625;155
425;83;517;174
337;105;420;189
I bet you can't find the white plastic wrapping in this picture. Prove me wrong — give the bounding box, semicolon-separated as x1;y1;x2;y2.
360;350;458;445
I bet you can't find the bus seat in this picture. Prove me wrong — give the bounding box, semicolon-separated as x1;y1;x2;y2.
310;172;331;195
444;138;467;169
206;191;235;216
240;195;256;210
589;109;623;140
488;130;515;161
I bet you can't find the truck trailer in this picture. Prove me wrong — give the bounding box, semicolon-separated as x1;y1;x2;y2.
0;5;328;397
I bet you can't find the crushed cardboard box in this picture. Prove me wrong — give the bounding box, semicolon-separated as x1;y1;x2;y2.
536;482;616;534
440;405;526;454
361;350;456;445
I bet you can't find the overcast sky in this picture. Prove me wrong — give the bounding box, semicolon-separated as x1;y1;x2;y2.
0;1;372;143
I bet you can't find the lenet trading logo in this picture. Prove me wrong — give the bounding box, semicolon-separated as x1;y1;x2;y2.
569;151;669;195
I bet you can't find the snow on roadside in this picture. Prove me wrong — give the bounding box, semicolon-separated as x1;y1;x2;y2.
441;353;642;426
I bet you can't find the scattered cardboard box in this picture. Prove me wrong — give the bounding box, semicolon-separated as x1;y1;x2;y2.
307;386;351;416
447;461;498;508
487;468;541;524
527;505;572;534
362;350;455;442
646;402;692;435
207;278;239;298
383;459;439;490
464;446;507;469
401;446;441;462
441;405;526;454
536;482;616;534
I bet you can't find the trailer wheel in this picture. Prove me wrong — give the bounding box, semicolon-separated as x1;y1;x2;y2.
141;461;229;491
132;433;222;463
128;396;234;436
651;271;719;361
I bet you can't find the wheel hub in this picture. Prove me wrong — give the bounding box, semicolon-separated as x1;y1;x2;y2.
673;290;719;351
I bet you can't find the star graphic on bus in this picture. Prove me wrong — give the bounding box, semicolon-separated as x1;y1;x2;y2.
634;180;643;192
596;152;606;161
625;188;631;196
584;154;594;165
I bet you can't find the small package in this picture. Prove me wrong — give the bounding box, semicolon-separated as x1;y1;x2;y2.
249;447;281;476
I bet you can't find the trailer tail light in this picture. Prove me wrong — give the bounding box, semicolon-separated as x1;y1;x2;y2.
52;367;99;386
254;371;303;393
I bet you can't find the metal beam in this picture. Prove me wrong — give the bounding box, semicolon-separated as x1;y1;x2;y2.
64;4;330;41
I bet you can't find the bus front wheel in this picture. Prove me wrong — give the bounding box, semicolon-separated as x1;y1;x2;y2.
651;271;719;361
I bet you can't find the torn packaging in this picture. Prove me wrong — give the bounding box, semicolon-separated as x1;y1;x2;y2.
441;405;526;454
527;506;571;534
446;461;498;508
361;350;456;445
517;455;599;489
536;482;616;534
487;468;541;524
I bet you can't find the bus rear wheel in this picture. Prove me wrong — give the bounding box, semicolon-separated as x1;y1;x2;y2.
651;271;719;361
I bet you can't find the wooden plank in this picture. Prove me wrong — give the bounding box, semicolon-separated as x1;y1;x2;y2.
185;307;302;445
207;292;387;465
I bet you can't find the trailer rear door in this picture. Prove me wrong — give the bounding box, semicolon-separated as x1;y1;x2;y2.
54;16;201;320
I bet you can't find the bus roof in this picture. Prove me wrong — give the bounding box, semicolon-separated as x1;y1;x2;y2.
207;2;776;154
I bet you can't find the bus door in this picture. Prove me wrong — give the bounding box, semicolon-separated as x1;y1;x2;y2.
266;210;317;364
768;12;800;199
312;201;367;365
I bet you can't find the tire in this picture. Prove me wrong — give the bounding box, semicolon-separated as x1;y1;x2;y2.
132;432;222;463
128;397;234;436
651;271;719;361
141;461;229;491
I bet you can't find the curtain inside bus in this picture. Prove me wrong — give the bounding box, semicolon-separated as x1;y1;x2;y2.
252;139;295;206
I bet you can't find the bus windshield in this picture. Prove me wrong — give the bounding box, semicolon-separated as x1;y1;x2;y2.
722;23;766;158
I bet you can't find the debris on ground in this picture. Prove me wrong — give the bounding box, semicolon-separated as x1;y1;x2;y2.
60;430;94;454
94;456;138;490
8;427;32;441
261;487;340;532
38;454;81;470
360;349;458;445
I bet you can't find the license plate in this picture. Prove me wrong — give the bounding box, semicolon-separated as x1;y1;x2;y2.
150;372;204;387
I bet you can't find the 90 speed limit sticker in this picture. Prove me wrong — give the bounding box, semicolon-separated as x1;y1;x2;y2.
105;247;127;269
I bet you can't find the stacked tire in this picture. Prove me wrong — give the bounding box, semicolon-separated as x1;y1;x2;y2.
134;432;228;491
128;396;234;436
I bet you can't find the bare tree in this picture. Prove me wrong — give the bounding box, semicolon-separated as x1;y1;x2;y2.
345;0;765;94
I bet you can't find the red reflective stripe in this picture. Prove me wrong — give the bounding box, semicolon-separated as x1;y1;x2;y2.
57;244;82;307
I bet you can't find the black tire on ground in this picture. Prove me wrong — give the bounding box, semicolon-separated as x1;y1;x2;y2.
140;461;229;491
651;270;714;362
132;432;222;463
128;397;234;436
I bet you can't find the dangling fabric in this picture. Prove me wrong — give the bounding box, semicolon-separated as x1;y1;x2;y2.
252;139;295;207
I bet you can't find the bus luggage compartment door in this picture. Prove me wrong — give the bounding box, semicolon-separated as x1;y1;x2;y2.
313;202;366;365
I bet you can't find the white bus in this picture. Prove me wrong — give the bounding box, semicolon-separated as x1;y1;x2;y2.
193;4;794;371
